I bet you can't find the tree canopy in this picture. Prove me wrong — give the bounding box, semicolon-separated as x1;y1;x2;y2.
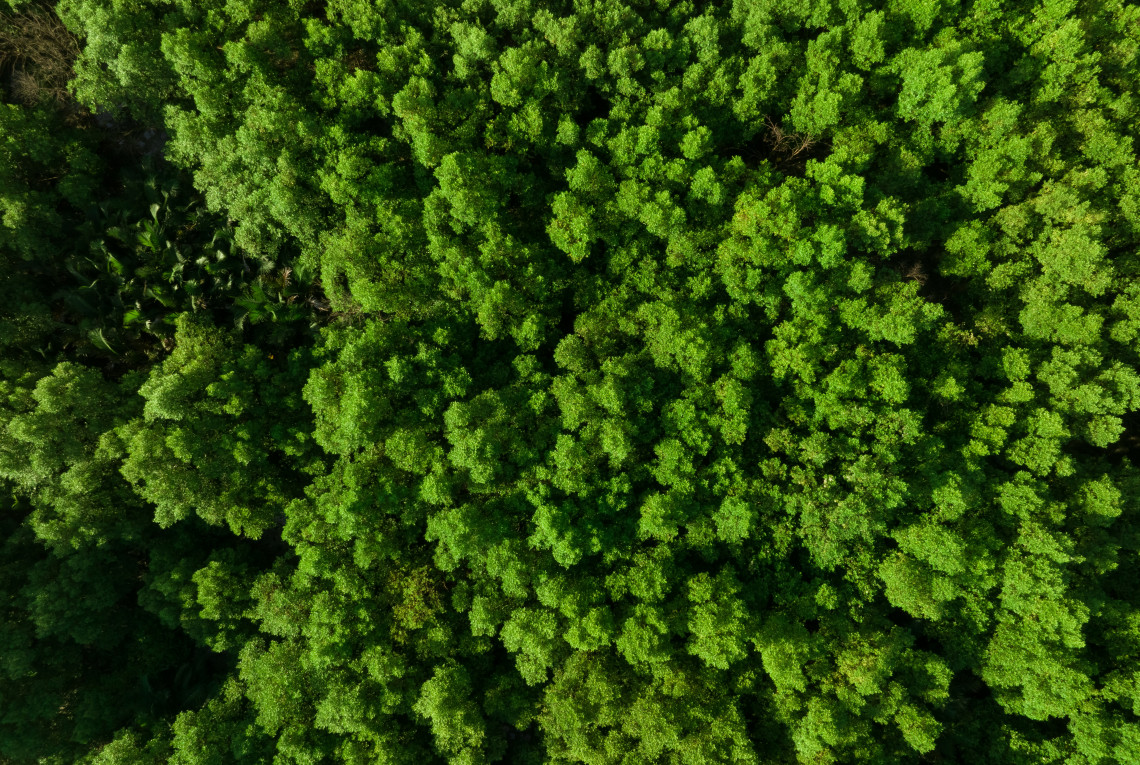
2;0;1140;762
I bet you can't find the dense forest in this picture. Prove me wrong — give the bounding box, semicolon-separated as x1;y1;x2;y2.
2;0;1139;762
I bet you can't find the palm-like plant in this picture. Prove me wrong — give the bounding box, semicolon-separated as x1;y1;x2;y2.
57;157;323;358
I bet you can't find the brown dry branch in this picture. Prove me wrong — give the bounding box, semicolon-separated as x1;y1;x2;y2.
902;260;928;286
0;3;82;114
763;115;820;163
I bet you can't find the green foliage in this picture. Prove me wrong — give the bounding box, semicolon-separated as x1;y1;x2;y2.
4;0;1140;762
118;313;321;538
0;360;146;550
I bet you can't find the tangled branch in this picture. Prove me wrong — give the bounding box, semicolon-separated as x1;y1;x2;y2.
0;4;81;109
